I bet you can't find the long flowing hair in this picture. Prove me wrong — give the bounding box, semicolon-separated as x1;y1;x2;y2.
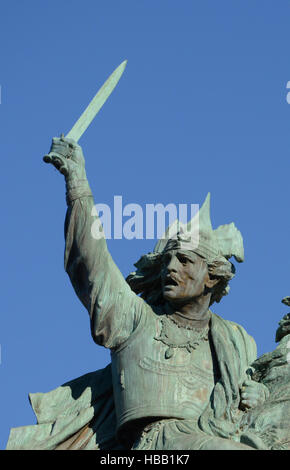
126;251;236;306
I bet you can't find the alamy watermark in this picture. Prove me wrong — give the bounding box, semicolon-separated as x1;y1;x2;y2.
91;196;199;243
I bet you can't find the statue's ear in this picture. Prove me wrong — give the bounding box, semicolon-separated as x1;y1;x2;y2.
205;276;220;290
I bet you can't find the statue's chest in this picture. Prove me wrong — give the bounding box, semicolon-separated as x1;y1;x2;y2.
112;313;219;421
151;315;218;378
155;315;211;359
135;314;218;396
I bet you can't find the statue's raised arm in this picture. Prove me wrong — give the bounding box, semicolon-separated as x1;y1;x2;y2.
45;136;145;349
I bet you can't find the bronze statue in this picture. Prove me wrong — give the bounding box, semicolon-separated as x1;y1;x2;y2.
6;65;290;451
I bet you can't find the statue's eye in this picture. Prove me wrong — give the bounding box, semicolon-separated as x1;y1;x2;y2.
178;256;188;264
161;254;170;265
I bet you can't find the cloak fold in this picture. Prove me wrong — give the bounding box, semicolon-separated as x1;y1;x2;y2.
6;364;122;450
199;313;257;439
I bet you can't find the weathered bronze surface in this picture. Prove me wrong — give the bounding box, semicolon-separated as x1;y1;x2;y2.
6;72;290;450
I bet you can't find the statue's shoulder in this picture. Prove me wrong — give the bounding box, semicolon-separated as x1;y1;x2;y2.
211;311;251;333
210;312;257;352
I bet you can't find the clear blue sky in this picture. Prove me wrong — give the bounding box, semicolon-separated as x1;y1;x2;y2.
1;1;290;449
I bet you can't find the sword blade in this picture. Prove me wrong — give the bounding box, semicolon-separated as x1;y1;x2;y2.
66;60;127;142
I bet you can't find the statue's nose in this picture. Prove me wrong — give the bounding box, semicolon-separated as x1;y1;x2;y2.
166;256;178;272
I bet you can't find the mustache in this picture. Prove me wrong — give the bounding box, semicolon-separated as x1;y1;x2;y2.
163;274;181;286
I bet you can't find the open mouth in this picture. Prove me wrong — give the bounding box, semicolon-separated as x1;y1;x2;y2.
164;277;178;287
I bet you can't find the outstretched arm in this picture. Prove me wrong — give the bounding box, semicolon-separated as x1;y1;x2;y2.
44;136;145;348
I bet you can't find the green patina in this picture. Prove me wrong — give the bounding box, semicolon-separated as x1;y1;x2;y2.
6;70;290;449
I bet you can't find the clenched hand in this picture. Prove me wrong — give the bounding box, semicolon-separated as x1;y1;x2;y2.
43;135;86;182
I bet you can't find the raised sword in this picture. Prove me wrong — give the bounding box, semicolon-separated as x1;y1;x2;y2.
44;60;127;163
